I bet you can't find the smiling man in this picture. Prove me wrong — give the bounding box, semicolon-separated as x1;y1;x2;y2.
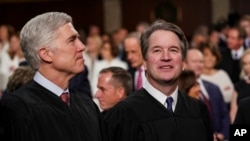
104;20;213;141
0;12;106;141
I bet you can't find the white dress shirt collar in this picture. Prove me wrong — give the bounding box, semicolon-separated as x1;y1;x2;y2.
143;79;178;111
33;71;69;97
231;46;244;60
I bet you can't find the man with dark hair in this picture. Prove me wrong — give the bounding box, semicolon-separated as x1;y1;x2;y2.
104;20;213;141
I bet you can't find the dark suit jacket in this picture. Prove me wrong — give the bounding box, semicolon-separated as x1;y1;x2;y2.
216;47;241;84
234;97;250;124
202;80;230;139
104;88;213;141
69;65;92;98
128;67;136;91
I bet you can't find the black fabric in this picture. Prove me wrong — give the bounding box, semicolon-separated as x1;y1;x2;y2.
234;97;250;124
0;80;106;141
69;65;92;98
104;88;213;141
235;80;250;105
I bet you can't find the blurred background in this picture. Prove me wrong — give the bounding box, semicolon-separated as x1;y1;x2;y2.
0;0;249;42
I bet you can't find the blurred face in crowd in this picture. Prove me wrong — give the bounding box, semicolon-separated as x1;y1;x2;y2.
227;28;243;50
100;42;112;60
86;36;101;53
242;52;250;77
124;37;143;68
240;19;250;37
144;30;183;85
209;30;220;46
202;48;217;70
9;35;21;54
184;49;204;77
0;25;8;42
95;72;125;110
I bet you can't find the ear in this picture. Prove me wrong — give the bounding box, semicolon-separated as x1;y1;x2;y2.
117;87;126;99
183;61;187;70
38;48;53;63
143;60;147;71
182;61;185;70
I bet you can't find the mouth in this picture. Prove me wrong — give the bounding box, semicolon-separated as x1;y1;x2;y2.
76;54;84;61
159;65;173;70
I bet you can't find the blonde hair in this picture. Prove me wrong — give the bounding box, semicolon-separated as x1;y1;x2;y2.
240;49;250;79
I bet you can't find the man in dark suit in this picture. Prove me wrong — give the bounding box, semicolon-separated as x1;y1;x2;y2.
184;48;230;140
104;20;213;141
124;32;145;91
217;26;246;84
0;12;106;141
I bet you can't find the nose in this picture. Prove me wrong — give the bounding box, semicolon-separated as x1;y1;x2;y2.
127;53;132;60
78;39;86;52
161;50;171;61
95;89;101;98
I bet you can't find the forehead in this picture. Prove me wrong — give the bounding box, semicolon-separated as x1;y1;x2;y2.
148;30;180;48
56;23;77;38
187;50;203;60
99;71;113;80
242;53;250;62
228;28;239;36
124;38;140;49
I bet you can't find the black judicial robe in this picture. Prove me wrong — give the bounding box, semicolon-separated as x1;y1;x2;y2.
104;88;213;141
0;80;106;141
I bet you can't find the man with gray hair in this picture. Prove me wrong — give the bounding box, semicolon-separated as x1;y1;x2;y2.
104;20;213;141
0;12;106;141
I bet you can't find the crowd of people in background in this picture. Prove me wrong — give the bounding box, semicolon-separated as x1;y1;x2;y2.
1;11;250;141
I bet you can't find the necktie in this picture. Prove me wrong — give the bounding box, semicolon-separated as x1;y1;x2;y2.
199;91;213;121
233;52;238;60
166;97;173;113
60;92;70;105
136;68;143;90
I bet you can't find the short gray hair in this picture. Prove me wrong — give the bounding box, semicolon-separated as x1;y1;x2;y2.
20;12;72;70
140;20;188;60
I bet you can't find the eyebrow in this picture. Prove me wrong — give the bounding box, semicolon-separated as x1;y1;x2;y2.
66;33;79;42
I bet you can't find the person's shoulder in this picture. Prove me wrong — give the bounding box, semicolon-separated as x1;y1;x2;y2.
202;79;220;89
235;80;246;88
71;90;94;104
0;90;30;116
180;92;205;108
103;89;149;118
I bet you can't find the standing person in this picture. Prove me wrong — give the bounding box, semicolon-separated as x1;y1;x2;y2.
0;12;106;141
198;42;235;107
104;20;213;141
238;14;250;48
217;26;246;84
184;48;230;140
124;32;146;91
95;67;132;112
231;49;250;123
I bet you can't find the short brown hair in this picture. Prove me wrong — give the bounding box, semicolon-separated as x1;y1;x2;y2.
197;41;222;64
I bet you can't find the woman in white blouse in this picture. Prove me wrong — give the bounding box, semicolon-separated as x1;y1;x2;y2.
199;42;236;106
